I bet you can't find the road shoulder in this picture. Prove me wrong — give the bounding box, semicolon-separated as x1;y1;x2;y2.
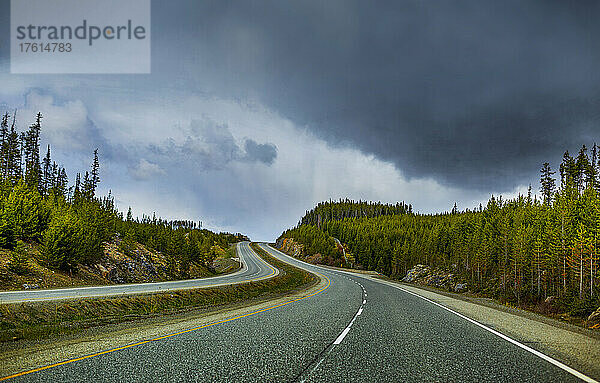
363;275;600;380
0;270;327;379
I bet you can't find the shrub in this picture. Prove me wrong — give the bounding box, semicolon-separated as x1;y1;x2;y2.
5;180;49;240
0;206;15;249
41;212;84;270
8;241;30;274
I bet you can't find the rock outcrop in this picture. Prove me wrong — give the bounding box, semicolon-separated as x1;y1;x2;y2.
80;239;214;284
275;237;336;266
402;264;467;292
276;237;304;258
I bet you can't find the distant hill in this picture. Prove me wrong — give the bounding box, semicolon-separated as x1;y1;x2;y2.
299;199;412;226
279;144;600;324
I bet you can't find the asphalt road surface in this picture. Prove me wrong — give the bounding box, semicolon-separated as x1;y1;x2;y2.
0;242;277;304
4;243;595;382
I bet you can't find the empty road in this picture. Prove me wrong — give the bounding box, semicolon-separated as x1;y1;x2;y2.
3;243;595;382
0;242;277;304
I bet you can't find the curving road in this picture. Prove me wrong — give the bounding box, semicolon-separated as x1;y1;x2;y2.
0;242;277;304
3;243;597;382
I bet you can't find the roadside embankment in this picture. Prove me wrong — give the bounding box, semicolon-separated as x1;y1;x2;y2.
0;251;326;380
0;244;316;344
0;239;239;292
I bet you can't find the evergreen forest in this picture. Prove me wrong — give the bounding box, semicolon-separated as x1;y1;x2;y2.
280;144;600;315
0;112;242;274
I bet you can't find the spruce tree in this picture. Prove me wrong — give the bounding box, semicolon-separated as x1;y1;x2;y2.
0;203;15;249
23;113;42;191
73;172;81;202
5;179;47;239
56;168;68;196
91;148;100;193
0;113;8;180
540;162;556;205
50;162;58;189
575;145;590;193
587;144;598;191
82;171;92;198
5;115;21;183
42;145;51;194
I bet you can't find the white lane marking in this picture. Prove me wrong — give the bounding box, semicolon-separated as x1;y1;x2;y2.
299;275;367;382
381;282;599;383
266;245;598;383
328;279;367;347
298;348;334;383
264;244;597;383
333;327;351;345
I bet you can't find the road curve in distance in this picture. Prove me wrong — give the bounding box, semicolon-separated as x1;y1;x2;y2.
0;242;277;304
3;243;594;382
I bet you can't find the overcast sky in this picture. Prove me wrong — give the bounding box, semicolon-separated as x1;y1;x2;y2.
1;1;598;240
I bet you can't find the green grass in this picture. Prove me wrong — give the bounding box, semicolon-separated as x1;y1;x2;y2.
0;243;316;343
223;244;237;259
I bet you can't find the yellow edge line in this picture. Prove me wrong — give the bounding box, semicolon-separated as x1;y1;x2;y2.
0;254;330;381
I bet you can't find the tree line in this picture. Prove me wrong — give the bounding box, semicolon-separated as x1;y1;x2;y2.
299;199;412;226
280;144;600;315
0;112;243;274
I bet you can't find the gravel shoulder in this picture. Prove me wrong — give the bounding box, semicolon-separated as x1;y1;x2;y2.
363;275;600;380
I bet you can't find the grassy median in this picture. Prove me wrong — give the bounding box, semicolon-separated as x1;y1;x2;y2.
0;243;316;343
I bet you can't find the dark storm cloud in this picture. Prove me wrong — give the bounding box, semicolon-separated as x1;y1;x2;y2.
244;139;277;165
154;0;600;191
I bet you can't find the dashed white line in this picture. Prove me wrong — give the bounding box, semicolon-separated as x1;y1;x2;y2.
298;277;367;383
333;327;351;345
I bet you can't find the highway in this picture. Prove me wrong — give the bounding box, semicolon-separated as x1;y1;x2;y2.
4;243;595;382
0;242;277;304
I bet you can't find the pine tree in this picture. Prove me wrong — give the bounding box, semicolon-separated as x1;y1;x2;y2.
588;144;598;192
540;162;556;205
56;167;68;196
0;203;15;249
91;148;100;193
5;179;47;239
42;145;51;194
50;162;58;188
41;211;84;270
5;114;21;183
560;151;576;190
575;145;589;194
82;171;91;198
8;240;30;274
73;172;81;202
23;113;42;191
0;113;9;180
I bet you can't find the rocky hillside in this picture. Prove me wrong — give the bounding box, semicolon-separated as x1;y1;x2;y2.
276;237;343;266
402;264;467;293
276;237;304;258
0;239;237;291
